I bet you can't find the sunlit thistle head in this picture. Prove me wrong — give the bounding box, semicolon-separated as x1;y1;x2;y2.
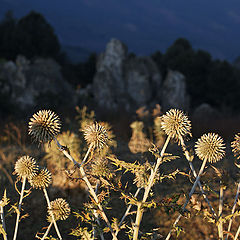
231;133;240;159
48;198;70;221
28;110;61;144
161;109;192;142
29;168;52;189
83;122;109;149
14;156;38;179
195;133;225;163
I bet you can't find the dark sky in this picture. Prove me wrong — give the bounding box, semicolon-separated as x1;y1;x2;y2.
1;0;240;61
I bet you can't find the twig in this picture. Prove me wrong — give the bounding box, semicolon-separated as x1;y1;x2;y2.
40;222;53;240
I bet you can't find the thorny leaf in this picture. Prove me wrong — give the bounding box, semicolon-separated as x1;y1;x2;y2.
70;225;94;239
175;225;185;238
9;204;20;215
159;169;181;182
0;190;9;207
111;217;126;232
140;227;163;240
0;224;7;237
161;153;179;164
203;209;216;223
20;213;29;221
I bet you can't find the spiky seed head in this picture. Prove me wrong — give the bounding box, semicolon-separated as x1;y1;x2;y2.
195;133;225;163
231;133;240;159
28;110;61;144
29;168;52;189
14;156;38;178
161;109;192;142
48;198;70;221
83;122;109;149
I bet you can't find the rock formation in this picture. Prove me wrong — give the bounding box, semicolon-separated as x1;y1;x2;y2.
92;38;162;111
161;70;190;111
0;55;74;111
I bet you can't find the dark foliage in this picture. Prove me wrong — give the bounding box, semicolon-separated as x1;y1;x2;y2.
0;11;61;60
151;38;240;110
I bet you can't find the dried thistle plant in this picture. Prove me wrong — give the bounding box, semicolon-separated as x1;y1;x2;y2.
29;168;52;189
195;133;225;163
13;156;38;240
14;155;38;179
29;168;62;240
161;109;192;143
231;133;240;159
83;122;109;150
128;121;151;154
166;133;226;240
153;117;166;147
48;198;71;221
28;110;61;144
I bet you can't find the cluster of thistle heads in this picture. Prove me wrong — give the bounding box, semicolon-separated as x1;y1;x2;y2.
28;108;240;173
161;109;228;163
20;108;240;238
13;155;70;221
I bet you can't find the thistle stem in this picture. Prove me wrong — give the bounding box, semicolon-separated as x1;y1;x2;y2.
0;205;7;240
115;188;141;237
93;180;105;240
132;135;171;240
234;226;240;240
55;139;118;240
165;158;208;240
40;222;53;240
218;181;224;240
226;182;240;240
13;177;26;240
179;136;218;220
43;188;62;240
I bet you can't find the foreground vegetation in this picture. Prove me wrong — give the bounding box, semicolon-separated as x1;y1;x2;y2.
0;106;240;239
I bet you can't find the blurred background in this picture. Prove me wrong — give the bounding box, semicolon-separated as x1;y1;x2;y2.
0;0;240;125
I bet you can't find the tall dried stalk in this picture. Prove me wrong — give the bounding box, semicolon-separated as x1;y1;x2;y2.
225;182;240;240
40;222;53;240
179;136;218;220
165;157;209;240
42;188;62;240
13;177;26;240
0;205;7;240
218;181;224;240
54;138;118;240
115;188;141;237
132;135;171;240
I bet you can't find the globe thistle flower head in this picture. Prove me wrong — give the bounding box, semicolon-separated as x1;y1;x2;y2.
28;110;61;144
29;168;52;189
231;133;240;159
48;198;70;221
161;109;192;142
83;122;109;149
91;157;114;179
195;133;225;163
14;156;38;178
